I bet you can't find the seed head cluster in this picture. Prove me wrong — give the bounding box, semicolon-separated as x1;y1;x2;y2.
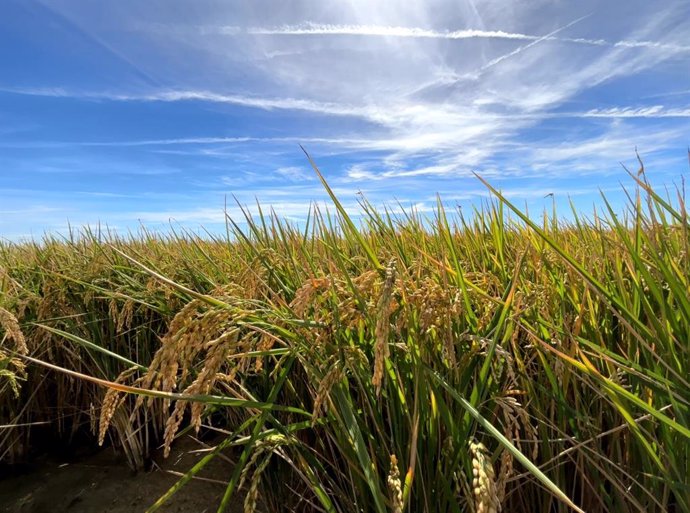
469;441;501;513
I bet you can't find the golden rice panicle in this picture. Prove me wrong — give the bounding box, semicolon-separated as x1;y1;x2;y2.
387;454;403;513
137;300;201;395
496;449;513;504
0;306;27;355
373;259;396;392
469;441;501;513
162;329;239;456
498;394;538;460
135;299;226;413
188;329;238;432
312;362;344;425
253;330;276;372
162;400;187;458
353;269;379;297
98;365;139;446
111;298;135;333
290;276;329;317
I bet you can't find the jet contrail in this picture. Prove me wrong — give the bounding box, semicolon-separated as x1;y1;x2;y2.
237;23;690;53
248;24;539;41
480;13;593;70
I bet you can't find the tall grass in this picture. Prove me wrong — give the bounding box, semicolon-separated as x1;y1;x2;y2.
1;168;688;512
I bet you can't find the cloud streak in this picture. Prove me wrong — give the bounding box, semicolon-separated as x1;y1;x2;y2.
232;23;690;52
582;106;690;118
247;23;541;41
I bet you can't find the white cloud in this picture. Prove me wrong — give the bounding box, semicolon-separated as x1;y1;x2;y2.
275;166;314;181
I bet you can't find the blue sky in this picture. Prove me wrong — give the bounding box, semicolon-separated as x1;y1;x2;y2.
1;0;689;240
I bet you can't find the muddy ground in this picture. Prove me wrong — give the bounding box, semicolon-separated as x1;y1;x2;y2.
0;436;241;513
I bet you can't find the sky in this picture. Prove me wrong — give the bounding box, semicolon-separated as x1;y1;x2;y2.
1;0;689;240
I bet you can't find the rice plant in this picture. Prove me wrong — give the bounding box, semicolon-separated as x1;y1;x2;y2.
1;166;688;513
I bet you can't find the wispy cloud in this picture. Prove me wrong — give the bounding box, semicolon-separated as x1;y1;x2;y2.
512;126;686;175
274;166;314;181
582;106;690;118
3;88;689;129
0;87;371;119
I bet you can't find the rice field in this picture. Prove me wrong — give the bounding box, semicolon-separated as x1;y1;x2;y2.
1;167;689;513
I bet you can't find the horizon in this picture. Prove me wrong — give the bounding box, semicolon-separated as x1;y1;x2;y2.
1;0;689;240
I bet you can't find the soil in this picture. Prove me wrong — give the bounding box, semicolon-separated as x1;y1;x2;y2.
0;436;242;513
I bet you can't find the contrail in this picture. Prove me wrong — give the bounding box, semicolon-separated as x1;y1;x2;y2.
247;24;539;41
480;13;593;70
238;22;690;52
